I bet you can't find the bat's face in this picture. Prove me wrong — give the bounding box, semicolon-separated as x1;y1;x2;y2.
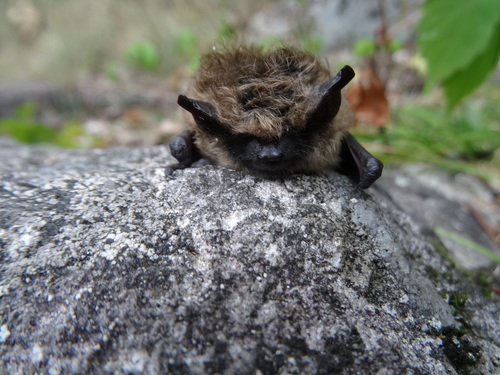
177;47;355;178
172;47;383;187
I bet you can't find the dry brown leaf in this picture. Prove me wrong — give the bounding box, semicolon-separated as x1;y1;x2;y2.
346;65;389;128
122;108;146;124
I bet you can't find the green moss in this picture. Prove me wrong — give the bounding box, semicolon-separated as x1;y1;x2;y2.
448;290;469;315
425;265;440;281
473;274;494;299
442;271;454;282
439;326;482;374
428;236;494;298
430;239;458;268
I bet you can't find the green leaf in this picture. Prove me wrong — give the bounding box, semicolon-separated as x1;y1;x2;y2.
126;41;160;71
443;26;500;108
103;61;119;81
353;38;376;57
300;34;324;55
217;21;237;42
0;102;56;144
55;121;85;148
389;39;404;53
174;29;199;59
418;0;500;85
15;101;37;119
0;102;92;147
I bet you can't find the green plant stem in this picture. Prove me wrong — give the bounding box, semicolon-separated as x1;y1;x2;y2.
435;227;500;264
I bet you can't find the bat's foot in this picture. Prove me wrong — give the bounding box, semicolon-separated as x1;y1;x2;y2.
165;165;176;176
165;162;191;176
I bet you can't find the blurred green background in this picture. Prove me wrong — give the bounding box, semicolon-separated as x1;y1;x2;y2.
0;0;499;184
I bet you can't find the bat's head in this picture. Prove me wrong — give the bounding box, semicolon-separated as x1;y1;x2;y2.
178;47;356;179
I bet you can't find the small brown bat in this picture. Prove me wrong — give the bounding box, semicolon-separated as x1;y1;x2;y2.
167;46;383;188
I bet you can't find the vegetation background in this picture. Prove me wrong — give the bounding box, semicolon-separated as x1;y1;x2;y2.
0;0;498;190
0;0;498;179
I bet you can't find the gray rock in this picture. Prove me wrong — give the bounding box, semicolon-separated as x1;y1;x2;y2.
373;164;500;271
0;136;498;374
247;0;424;50
309;0;423;49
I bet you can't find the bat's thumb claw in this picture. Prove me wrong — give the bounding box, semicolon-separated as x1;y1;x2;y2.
165;166;175;176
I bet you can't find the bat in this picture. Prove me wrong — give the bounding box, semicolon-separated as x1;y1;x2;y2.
167;46;383;188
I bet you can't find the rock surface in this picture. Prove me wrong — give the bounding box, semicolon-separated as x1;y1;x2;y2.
0;136;498;374
373;164;500;272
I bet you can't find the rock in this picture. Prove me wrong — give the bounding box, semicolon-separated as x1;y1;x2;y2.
247;0;424;50
372;164;500;272
0;82;62;118
0;136;498;374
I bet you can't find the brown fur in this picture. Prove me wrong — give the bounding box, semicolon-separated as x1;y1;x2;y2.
183;46;354;173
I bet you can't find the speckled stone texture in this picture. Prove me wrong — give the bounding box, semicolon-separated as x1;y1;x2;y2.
0;137;498;374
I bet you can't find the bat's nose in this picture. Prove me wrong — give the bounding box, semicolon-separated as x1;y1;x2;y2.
258;145;282;162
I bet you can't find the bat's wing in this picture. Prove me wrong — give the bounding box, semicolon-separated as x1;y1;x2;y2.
337;133;383;189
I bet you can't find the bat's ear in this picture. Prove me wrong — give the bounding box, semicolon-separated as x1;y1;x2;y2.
307;65;355;129
177;95;228;135
337;133;383;188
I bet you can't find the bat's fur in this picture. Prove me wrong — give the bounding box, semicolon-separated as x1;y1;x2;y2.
183;46;354;176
